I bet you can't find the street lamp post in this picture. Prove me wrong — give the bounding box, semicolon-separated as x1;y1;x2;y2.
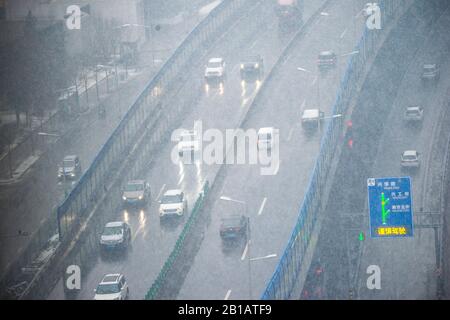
219;196;276;299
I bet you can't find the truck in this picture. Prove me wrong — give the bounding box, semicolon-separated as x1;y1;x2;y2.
275;0;303;32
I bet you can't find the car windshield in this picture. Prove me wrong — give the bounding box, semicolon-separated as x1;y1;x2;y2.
208;62;222;68
63;160;75;168
162;194;182;204
320;53;333;59
124;183;144;192
103;226;123;236
96;283;120;294
221;217;242;227
406;109;419;115
403;154;417;160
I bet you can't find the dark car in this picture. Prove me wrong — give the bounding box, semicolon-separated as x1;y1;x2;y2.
318;51;337;69
58;155;82;181
421;64;440;84
240;55;264;82
220;214;248;240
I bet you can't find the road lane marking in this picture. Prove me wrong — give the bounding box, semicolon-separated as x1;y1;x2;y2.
156;184;166;200
177;173;185;186
340;28;348;39
132;222;146;243
241;242;249;261
224;290;232;300
273;160;281;176
311;75;318;86
257;197;267;216
300;99;306;111
287;127;294;142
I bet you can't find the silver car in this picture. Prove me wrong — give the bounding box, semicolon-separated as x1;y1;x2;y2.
401;150;420;169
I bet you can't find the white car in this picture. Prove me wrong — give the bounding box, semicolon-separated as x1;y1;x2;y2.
401;150;420;168
159;189;188;217
301;109;324;130
94;274;129;300
404;106;424;122
100;221;131;250
205;57;226;82
177;130;199;156
257;127;275;150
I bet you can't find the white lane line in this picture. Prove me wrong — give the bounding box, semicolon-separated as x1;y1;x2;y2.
300;99;306;111
224;289;232;300
241;242;249;261
311;75;318;86
249;37;259;50
287;127;294;142
132;223;146;243
177;173;185;186
340;28;348;39
273;160;281;176
257;197;267;216
156;184;166;200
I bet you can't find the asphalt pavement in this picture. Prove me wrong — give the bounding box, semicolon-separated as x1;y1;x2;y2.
356;6;450;299
176;0;367;300
47;0;304;300
0;6;208;280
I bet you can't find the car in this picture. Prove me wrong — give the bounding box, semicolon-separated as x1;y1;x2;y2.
301;109;325;130
257;127;275;150
362;3;377;17
58;155;82;181
318;51;337;69
94;274;129;300
177;130;199;156
205;57;226;83
159;189;188;218
404;106;424;122
220;214;248;240
99;221;131;250
122;180;151;206
421;63;440;83
240;55;264;82
401;150;420;169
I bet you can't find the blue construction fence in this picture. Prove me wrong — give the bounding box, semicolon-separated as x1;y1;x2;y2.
261;0;409;300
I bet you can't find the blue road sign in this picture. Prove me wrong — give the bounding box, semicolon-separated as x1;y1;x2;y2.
367;177;413;238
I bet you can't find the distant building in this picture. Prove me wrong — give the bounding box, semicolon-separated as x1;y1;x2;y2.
1;0;146;57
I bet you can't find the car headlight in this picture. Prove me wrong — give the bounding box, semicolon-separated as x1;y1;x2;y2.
70;173;76;177
255;63;259;68
138;195;143;200
122;196;127;201
240;64;244;69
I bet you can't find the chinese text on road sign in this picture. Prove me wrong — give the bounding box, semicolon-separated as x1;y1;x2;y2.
367;177;413;238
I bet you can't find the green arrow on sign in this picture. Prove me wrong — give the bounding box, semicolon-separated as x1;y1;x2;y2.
358;232;365;241
381;192;390;225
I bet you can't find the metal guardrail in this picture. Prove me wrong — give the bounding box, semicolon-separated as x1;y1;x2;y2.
56;0;249;242
141;0;331;299
145;181;209;300
261;0;410;300
0;0;252;299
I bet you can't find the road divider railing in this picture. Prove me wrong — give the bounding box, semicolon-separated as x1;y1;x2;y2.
0;0;255;299
140;0;335;299
261;0;414;300
145;181;209;300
